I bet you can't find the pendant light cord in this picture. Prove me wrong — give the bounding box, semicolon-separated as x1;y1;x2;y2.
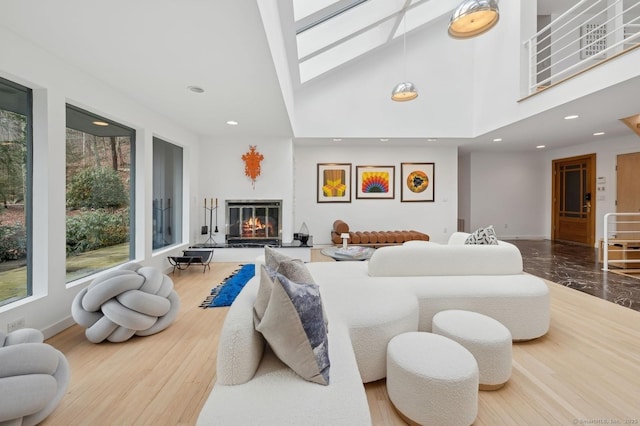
403;13;407;80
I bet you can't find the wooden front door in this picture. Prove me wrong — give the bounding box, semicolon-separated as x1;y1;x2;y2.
616;152;640;239
552;154;596;246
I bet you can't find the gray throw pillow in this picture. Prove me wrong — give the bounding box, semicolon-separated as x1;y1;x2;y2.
264;246;294;271
255;273;330;385
254;264;274;324
465;225;499;245
258;248;328;328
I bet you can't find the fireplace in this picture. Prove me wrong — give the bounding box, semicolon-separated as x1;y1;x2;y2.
226;200;282;246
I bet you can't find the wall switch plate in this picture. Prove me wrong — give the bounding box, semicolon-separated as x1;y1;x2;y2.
7;317;26;333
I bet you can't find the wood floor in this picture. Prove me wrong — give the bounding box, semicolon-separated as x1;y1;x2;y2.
43;251;640;425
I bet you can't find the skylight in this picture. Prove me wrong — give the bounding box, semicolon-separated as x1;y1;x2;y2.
292;0;460;83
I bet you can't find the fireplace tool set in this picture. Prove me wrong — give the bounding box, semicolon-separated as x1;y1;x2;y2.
201;198;219;246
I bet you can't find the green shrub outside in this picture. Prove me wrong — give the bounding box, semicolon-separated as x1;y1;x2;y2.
66;208;129;255
0;222;26;261
67;167;128;209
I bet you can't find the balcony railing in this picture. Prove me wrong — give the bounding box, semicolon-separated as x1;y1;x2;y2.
524;0;640;95
601;212;640;271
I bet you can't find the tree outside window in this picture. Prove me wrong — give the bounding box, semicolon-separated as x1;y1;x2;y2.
65;105;135;283
0;77;32;306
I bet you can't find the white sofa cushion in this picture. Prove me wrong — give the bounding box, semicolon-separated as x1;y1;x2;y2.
306;262;550;341
200;316;371;426
215;278;265;386
367;241;523;276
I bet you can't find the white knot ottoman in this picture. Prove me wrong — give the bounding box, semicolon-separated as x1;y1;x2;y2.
387;332;478;426
432;309;512;390
72;263;180;343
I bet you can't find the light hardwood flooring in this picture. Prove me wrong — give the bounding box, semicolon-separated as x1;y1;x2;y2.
44;251;640;425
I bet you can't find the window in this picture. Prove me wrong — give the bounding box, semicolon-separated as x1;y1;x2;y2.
152;137;183;250
65;105;135;282
293;0;444;83
0;77;32;306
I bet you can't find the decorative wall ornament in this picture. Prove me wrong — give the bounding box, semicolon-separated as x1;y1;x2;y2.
242;145;264;189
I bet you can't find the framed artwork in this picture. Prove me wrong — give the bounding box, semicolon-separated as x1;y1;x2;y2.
356;165;395;199
401;162;435;202
317;163;351;203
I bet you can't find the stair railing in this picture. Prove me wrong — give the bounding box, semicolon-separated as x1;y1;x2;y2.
602;212;640;271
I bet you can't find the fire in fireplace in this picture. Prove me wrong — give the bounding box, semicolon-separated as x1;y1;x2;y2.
226;200;282;245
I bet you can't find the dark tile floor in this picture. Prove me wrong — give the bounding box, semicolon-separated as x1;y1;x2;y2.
510;239;640;312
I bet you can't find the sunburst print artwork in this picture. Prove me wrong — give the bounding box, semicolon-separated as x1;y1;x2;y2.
361;171;390;193
356;165;395;199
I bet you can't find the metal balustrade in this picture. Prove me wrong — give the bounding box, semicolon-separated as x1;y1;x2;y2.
601;212;640;271
524;0;640;95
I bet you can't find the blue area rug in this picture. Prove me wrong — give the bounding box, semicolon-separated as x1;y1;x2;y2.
200;264;255;308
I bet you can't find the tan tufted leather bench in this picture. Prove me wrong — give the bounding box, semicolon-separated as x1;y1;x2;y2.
330;220;429;247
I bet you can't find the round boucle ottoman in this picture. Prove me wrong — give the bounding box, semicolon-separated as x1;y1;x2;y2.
333;285;419;383
432;309;512;390
387;332;478;426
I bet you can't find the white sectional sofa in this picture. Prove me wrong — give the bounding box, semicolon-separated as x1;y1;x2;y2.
197;232;550;425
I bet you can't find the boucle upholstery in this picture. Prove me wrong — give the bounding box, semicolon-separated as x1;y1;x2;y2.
326;284;419;383
330;219;429;246
432;310;512;390
0;328;70;426
199;234;550;424
71;263;180;343
369;238;523;276
305;261;550;341
216;275;265;385
387;332;478;425
199;279;371;426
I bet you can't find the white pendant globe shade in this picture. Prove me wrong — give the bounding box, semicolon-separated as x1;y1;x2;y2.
449;0;499;39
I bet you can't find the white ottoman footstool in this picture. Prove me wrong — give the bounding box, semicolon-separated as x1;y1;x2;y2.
387;332;478;426
432;309;512;390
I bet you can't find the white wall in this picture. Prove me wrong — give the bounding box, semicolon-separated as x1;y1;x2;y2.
293;16;475;139
0;26;199;337
466;151;547;239
458;153;471;232
293;144;458;244
195;136;295;244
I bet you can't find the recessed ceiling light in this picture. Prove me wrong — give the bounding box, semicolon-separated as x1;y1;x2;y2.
187;85;204;93
427;138;437;142
492;138;502;142
536;145;546;149
226;120;238;126
333;138;342;142
593;132;605;136
564;115;579;120
92;121;109;127
380;138;389;142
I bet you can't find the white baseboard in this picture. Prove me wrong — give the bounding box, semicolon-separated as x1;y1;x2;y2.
43;315;76;340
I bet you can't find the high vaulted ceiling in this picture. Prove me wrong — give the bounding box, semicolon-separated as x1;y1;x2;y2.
1;0;639;152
